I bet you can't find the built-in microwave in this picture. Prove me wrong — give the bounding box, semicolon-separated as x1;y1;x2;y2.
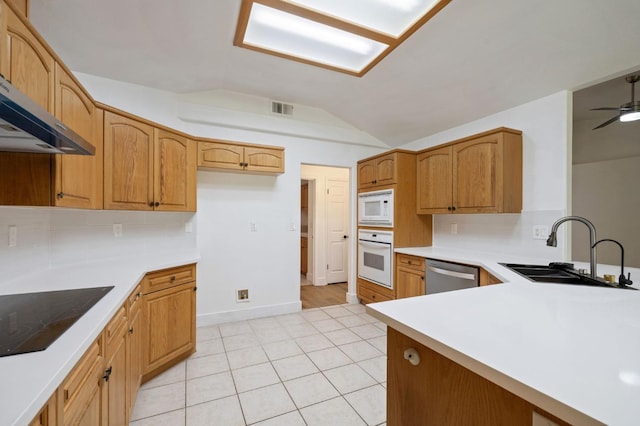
358;189;393;227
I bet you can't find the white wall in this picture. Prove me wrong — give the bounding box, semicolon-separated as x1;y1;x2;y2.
72;74;385;325
0;207;196;283
572;156;640;266
300;165;350;287
400;91;572;260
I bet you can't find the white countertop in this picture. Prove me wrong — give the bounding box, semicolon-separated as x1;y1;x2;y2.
0;250;200;426
368;247;640;426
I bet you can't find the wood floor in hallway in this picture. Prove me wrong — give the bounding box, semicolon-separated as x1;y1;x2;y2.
301;282;348;309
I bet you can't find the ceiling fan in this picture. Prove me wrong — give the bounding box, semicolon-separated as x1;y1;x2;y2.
592;75;640;130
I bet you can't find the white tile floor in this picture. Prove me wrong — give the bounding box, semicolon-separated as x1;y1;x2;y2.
130;303;387;426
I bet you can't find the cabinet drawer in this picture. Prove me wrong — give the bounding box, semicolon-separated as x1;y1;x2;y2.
397;254;425;271
143;264;196;294
358;281;393;304
60;338;103;413
105;305;127;360
128;283;143;315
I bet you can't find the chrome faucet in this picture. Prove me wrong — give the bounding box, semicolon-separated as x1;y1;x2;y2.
546;216;597;279
592;239;633;287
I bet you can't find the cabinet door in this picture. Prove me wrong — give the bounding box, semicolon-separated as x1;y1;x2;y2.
3;5;54;112
127;307;143;414
416;146;452;214
104;112;154;210
197;141;244;171
244;146;284;173
72;385;102;426
142;282;196;377
53;64;102;209
453;136;502;213
357;159;376;189
153;130;196;212
374;153;397;186
103;327;127;426
396;267;425;299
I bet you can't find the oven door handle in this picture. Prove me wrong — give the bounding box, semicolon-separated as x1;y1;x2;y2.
358;241;391;249
427;266;476;281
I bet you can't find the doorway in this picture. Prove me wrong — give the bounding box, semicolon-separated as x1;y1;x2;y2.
300;165;350;308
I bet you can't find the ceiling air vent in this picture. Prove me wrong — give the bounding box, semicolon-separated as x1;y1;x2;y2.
271;101;294;116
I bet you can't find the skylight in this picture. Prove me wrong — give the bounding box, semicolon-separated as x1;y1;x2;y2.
234;0;451;76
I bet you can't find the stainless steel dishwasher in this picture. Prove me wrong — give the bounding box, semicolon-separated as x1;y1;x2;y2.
425;259;479;294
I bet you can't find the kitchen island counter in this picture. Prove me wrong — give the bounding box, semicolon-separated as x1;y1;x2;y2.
0;250;200;426
368;247;640;425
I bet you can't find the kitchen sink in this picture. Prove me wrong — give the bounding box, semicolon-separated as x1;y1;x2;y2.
499;263;637;290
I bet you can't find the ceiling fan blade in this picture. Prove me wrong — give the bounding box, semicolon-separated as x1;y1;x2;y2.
593;115;619;130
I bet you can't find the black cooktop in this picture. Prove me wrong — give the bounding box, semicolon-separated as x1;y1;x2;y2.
0;286;113;357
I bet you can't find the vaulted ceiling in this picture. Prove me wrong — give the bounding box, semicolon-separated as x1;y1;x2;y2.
30;0;640;147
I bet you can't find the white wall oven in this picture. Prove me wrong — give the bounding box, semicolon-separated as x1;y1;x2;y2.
358;229;393;289
358;189;393;227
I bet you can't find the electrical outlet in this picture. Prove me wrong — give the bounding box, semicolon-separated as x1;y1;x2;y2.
8;225;17;247
237;289;249;302
450;223;458;234
250;222;257;232
113;223;123;238
184;220;193;233
533;225;549;240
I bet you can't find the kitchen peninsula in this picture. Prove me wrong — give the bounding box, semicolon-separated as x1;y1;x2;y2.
367;247;640;426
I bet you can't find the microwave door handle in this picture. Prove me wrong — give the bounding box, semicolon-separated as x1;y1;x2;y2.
359;241;390;249
427;266;476;281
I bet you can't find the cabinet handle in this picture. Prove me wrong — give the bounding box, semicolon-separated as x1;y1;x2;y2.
170;275;176;282
57;192;64;199
194;286;198;292
408;260;412;265
103;366;113;382
129;327;134;334
136;292;142;299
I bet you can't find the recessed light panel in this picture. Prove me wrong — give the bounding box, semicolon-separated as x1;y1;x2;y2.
286;0;443;37
243;3;388;73
234;0;451;76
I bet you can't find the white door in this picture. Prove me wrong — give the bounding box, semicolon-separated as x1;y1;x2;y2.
326;178;349;284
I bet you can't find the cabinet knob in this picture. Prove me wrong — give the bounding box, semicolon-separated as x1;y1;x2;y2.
403;348;421;366
372;294;376;299
136;292;142;299
408;260;412;265
421;275;424;280
170;275;176;282
149;202;155;207
451;206;456;211
155;202;160;207
447;206;452;211
57;192;64;199
129;327;134;334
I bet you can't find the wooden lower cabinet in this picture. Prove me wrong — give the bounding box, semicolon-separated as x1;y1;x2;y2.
387;328;570;426
142;264;197;381
29;263;196;426
396;254;425;299
357;278;393;304
300;236;308;275
102;306;128;426
58;337;104;425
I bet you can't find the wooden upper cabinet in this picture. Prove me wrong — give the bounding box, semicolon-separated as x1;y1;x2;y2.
8;0;29;19
2;4;54;111
197;141;284;174
104;111;154;211
153;130;196;212
53;64;102;209
358;152;397;189
416;128;522;214
244;145;284;173
417;146;453;213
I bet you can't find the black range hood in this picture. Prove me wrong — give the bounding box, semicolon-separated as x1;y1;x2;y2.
0;75;95;155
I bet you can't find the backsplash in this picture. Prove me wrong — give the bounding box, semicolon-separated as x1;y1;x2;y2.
433;210;566;260
0;207;197;284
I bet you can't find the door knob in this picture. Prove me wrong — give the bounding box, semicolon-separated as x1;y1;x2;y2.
343;235;348;239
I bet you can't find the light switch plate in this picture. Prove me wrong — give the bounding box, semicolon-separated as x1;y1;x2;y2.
8;225;17;247
113;223;123;238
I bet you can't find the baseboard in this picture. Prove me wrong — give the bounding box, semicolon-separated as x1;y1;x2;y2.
196;301;302;327
346;291;360;304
